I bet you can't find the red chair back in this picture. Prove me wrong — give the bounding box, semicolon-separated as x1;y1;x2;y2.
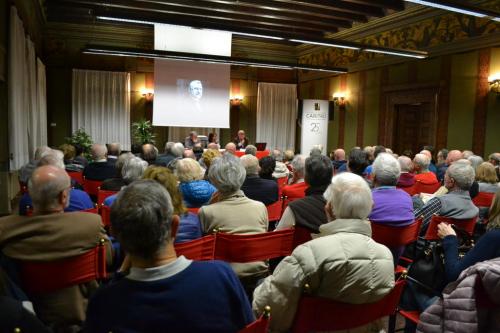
83;178;103;197
413;180;441;195
473;192;495;208
424;215;477;240
97;189;117;207
18;241;107;294
238;307;271;333
100;205;112;228
214;229;294;262
277;177;287;188
175;235;216;261
371;218;422;248
25;206;34;217
291;279;406;333
187;207;200;214
267;200;283;222
292;226;312;249
67;171;84;185
19;181;28;194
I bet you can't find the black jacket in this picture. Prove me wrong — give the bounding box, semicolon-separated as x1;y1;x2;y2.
241;175;279;206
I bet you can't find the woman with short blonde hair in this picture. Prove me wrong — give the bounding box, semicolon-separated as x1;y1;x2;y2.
476;162;499;193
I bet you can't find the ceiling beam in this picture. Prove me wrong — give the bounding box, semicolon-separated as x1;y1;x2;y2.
266;0;386;17
340;0;405;11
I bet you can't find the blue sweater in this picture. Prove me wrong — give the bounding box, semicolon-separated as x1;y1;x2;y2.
175;213;203;244
179;180;216;208
84;260;254;332
19;189;94;215
442;229;500;282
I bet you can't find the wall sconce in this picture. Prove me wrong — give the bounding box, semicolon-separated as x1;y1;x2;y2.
333;92;348;111
488;74;500;94
230;95;244;106
140;88;154;102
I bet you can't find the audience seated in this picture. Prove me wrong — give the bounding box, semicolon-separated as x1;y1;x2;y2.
419;149;438;175
155;142;184;168
476;162;499;193
436;148;448;181
276;155;332;232
281;154;307;200
19;153;93;215
198;154;268;280
103;156;148;206
240;155;279;206
141;143;158;165
331;148;347;174
244;145;257;156
397;155;416;192
143;167;202;244
283;149;294;169
224;142;237;155
258;156;276;180
201;148;222;180
271;149;290;180
468;154;484;171
84;180;253;332
73;144;89;168
100;152;133;191
364;145;386;177
60;144;84;172
253;172;395;332
183;149;196;160
0;165;109;330
347;148;370;184
19;146;52;184
413;153;439;187
106;143;121;166
176;158;216;208
83;144;116;181
370;153;414;226
488;152;500;179
414;161;479;230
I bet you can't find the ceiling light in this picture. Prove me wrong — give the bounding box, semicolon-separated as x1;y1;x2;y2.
364;48;427;59
290;39;360;50
404;0;499;21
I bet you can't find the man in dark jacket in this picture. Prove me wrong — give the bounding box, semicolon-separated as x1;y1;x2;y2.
83;144;116;181
240;155;278;206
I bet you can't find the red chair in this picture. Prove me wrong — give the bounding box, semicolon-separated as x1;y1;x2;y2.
214;229;294;262
277;177;287;188
175;235;216;261
18;239;107;294
413;180;441;195
83;177;103;197
292;226;312;249
267;200;283;222
473;192;495;208
97;189;117;207
19;181;28;194
291;279;406;333
100;205;111;228
25;206;34;217
424;215;477;240
67;171;84;185
187;207;200;214
371;218;423;248
238;306;271;333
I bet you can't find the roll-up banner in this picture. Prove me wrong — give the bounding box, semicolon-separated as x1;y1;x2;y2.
300;99;329;154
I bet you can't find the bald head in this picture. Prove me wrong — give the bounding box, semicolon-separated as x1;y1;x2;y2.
29;165;71;213
107;143;121;157
91;144;107;160
334;149;346;161
446;150;463;165
225;142;236;155
419;150;432;160
207;142;219;150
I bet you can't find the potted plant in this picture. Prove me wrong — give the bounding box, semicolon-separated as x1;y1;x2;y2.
132;119;156;145
65;128;93;160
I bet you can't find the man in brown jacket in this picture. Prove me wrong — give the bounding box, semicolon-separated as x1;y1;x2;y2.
0;165;109;330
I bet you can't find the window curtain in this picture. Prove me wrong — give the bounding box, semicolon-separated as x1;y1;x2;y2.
72;69;131;150
168;127;220;145
8;7;47;170
256;82;297;151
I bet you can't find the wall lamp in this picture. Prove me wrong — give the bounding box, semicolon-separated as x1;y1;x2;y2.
333;92;348;111
489;74;500;94
230;95;244;106
140;88;154;101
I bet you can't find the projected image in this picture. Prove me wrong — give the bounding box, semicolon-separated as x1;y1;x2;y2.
188;80;203;100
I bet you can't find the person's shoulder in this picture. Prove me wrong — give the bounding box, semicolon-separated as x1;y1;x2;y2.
189;260;237;278
64;211;102;225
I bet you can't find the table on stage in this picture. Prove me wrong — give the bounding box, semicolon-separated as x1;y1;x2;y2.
234;150;270;159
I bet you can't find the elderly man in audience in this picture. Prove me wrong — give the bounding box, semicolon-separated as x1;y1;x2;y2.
84;180;253;332
224;142;237;155
331;148;347;174
488;152;500;179
271;149;290;180
176;158;215;208
100;152;134;191
155;142;184;168
0;165;109;330
253;172;394;333
19;146;52;184
419;149;438;175
183;148;196;160
436;148;449;181
244;144;257;156
370;153;414;226
240;155;279;206
83;143;116;181
276;155;333;233
19;153;94;215
468;154;484;171
415;162;479;231
397;155;416;193
140;143;158;165
347;148;370;181
364;145;386;178
198;154;268;286
103;156;149;206
281;154;307;201
413;153;439;186
106;143;121;165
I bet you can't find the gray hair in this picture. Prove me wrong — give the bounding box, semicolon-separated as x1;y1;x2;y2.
110;180;174;259
324;172;372;219
91;144;107;160
372;153;401;186
34;146;52;160
38;150;65;169
122;156;148;184
208;153;246;195
462;150;474;159
171;143;185;158
272;149;283;162
116;152;134;173
310;146;323;157
175;158;204;182
245;145;257;156
240;154;259;176
468;155;484;171
164;142;175;154
29;166;70;212
291;154;306;178
447;162;475;191
414;153;430;172
398;156;413;173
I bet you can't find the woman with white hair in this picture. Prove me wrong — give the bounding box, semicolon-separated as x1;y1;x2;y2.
103;156;148;206
253;172;394;333
175;158;216;208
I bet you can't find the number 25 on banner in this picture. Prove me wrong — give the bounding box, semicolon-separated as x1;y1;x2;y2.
310;122;320;132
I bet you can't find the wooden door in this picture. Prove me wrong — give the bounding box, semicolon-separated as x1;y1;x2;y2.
393;103;434;155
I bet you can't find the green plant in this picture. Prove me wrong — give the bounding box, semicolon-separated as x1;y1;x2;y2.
132;119;156;145
65;128;93;159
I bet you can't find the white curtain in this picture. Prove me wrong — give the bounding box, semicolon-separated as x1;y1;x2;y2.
168;127;220;144
256;82;297;151
8;7;46;170
72;69;131;150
